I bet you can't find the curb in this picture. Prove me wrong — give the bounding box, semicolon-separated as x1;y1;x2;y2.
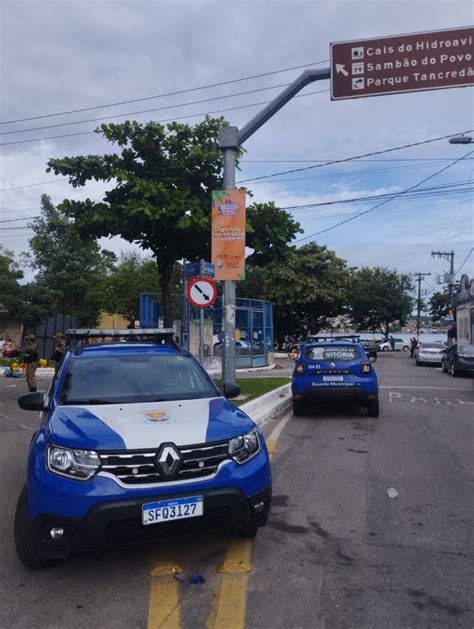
207;364;276;376
240;383;292;426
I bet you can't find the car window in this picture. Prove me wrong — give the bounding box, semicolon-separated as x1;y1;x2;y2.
458;344;474;355
60;353;219;404
305;346;361;361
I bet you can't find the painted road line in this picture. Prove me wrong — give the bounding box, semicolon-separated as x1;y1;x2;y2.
208;410;293;628
148;577;180;629
210;573;249;629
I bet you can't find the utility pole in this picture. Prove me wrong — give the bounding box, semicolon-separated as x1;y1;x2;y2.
411;272;431;339
219;67;331;384
431;250;455;311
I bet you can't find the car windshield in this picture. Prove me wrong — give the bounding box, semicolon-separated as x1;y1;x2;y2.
458;344;474;355
305;345;361;361
60;353;219;404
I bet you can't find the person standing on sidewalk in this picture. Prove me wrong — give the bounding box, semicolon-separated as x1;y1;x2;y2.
23;335;39;392
51;332;66;375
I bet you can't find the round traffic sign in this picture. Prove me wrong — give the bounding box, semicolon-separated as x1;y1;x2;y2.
187;277;217;308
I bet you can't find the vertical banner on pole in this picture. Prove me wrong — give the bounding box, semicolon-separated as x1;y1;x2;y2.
211;190;246;281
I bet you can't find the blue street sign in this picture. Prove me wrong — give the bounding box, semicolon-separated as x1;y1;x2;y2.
185;260;215;278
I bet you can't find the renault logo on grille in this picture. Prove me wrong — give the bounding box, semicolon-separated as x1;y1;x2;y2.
156;444;182;478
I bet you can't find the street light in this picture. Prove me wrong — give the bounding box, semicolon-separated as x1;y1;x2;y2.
448;134;473;144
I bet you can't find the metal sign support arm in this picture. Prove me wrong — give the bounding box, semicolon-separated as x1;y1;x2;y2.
219;67;330;384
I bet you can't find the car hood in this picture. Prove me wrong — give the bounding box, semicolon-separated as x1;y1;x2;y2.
48;397;255;450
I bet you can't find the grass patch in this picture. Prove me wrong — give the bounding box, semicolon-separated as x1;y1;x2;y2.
215;377;290;407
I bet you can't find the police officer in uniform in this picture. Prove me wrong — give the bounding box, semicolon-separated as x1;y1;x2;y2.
24;335;39;392
51;332;66;374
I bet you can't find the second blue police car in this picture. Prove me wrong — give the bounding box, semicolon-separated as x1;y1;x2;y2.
14;329;271;568
291;337;379;417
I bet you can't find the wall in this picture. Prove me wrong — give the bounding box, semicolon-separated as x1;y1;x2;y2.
0;314;23;343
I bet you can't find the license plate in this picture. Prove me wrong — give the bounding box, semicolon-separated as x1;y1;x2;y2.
323;375;344;382
142;496;204;526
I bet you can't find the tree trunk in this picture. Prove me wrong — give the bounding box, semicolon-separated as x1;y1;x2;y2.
158;260;174;328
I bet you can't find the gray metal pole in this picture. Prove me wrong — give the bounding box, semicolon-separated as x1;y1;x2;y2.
220;127;238;384
217;68;331;384
199;308;204;364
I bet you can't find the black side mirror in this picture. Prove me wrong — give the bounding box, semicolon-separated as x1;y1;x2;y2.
369;356;376;363
223;382;241;399
18;391;47;411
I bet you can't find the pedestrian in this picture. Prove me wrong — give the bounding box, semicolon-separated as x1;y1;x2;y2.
410;337;418;358
389;335;396;351
23;335;39;392
51;332;66;375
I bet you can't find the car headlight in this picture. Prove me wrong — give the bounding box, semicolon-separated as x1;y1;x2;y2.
228;429;260;464
47;445;100;481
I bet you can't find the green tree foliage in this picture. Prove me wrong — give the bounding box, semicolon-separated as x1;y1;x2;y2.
428;287;457;322
103;252;179;325
47;118;301;326
349;266;414;336
0;247;57;327
27;194;116;326
239;243;351;339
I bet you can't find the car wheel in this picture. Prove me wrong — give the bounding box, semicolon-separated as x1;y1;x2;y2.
382;346;389;352
292;401;305;416
367;398;379;418
403;345;409;352
450;363;458;377
416;360;421;366
14;486;55;569
442;361;448;373
232;525;258;539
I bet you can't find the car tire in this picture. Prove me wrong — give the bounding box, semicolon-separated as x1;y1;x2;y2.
382;346;389;352
442;361;448;373
416;360;421;366
403;345;409;352
232;525;258;539
450;363;458;377
367;398;379;418
14;485;54;570
292;401;305;416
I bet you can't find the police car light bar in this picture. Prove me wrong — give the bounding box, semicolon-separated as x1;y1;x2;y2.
65;328;176;338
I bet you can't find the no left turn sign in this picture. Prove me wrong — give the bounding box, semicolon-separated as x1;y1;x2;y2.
187;277;218;308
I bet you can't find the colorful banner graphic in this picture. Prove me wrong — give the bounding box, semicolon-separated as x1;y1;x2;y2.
211;189;246;281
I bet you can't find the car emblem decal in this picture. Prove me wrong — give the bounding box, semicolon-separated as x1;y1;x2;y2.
330;362;336;368
145;410;169;422
156;444;182;478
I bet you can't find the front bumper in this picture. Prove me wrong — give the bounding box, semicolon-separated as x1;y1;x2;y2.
31;486;271;559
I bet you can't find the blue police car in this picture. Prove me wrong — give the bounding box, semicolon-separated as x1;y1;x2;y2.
291;337;379;418
14;329;271;568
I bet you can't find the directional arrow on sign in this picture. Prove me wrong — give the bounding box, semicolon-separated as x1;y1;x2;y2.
194;284;210;301
336;64;349;77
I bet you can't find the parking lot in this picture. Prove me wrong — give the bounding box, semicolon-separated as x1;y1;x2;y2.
0;351;472;628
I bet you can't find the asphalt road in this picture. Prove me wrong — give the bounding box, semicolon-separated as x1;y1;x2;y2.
0;352;472;628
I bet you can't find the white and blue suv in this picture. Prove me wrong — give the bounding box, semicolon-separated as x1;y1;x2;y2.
14;329;271;568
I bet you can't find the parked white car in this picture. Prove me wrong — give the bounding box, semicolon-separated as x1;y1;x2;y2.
415;342;446;366
377;338;410;352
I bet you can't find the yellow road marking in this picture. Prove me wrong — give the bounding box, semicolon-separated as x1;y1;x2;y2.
265;438;276;459
216;537;252;573
210;573;248;629
148;576;180;629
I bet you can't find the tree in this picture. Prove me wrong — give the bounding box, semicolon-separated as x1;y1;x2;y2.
239;243;351;339
47;118;301;326
428;287;457;322
27;194;116;326
103;252;178;325
0;247;57;327
349;266;414;336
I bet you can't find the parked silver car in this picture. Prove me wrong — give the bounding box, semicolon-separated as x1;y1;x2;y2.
415;342;445;366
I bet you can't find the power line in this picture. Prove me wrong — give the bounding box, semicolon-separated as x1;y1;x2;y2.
0;60;330;125
455;248;474;274
0;88;330;147
0;82;293;136
236;130;474;184
0;214;40;224
0;179;69;192
295;150;474;242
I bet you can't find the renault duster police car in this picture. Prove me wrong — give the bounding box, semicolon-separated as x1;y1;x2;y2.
14;329;271;568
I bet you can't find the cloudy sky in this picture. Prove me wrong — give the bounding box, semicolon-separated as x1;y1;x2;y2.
1;0;473;300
